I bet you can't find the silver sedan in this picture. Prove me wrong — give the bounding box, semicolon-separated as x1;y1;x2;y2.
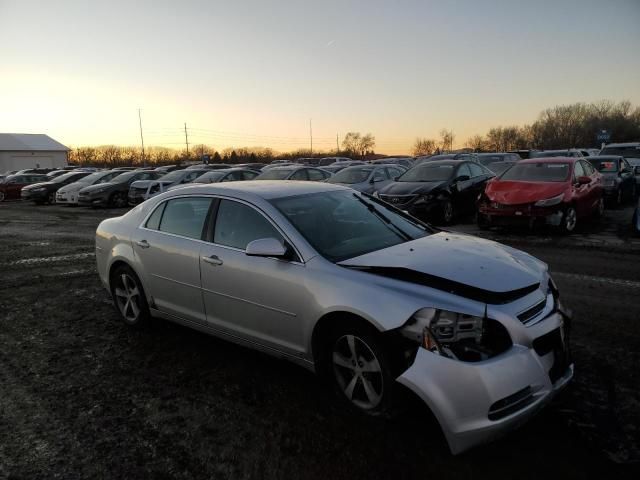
96;181;573;454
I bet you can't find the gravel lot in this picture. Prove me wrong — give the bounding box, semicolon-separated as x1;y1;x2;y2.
1;200;639;479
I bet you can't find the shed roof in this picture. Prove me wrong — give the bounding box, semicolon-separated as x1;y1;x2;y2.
0;133;70;151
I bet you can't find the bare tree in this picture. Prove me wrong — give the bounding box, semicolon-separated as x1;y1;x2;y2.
412;137;437;156
342;132;376;159
439;129;455;152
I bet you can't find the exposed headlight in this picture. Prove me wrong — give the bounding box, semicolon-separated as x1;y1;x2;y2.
400;308;512;362
534;193;564;207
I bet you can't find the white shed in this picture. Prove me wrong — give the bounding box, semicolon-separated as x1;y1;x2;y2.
0;133;69;173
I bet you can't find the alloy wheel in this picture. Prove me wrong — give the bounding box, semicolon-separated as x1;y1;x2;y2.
113;192;127;208
114;273;142;323
332;334;384;410
48;192;55;204
597;197;605;217
0;191;5;202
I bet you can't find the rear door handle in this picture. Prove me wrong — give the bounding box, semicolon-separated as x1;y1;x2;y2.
136;240;150;249
202;255;223;266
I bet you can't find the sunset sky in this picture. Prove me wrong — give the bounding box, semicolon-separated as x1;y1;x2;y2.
1;0;639;154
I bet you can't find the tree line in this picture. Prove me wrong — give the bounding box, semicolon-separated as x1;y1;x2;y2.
69;99;640;166
413;100;640;155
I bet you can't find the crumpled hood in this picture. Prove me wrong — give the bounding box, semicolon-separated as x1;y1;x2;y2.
339;232;547;302
486;180;567;205
379;181;446;196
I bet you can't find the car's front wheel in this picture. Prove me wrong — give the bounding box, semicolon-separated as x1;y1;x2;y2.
0;191;5;202
326;324;395;417
47;192;55;204
560;205;578;234
110;265;150;328
110;192;127;208
441;198;454;225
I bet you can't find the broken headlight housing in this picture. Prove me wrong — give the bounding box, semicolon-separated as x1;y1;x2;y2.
400;308;512;362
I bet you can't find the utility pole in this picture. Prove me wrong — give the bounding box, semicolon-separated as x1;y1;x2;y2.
184;122;189;156
336;133;339;153
309;118;313;155
138;109;146;167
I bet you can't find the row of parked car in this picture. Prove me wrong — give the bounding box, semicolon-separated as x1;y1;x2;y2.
2;143;639;233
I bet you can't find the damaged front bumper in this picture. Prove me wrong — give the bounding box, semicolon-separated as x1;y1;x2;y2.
478;203;565;227
396;310;573;455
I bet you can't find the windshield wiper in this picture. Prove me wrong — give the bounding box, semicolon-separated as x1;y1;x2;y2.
353;193;413;242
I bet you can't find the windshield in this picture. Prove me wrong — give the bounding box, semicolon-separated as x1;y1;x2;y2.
256;169;294;180
195;172;225;183
51;172;82;183
600;146;640;159
500;162;570;182
110;171;138;183
530;150;574;158
477;155;506;166
488;162;514;175
589;159;618;172
328;167;374;184
77;171;112;184
271;191;429;262
398;164;454;182
158;170;187;182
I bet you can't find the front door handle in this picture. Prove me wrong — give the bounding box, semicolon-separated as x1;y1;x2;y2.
202;255;223;266
136;240;150;249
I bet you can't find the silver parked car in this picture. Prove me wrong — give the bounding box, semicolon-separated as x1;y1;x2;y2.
327;164;406;194
96;182;573;454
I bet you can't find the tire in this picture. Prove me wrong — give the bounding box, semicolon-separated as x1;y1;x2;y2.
110;265;151;328
441;199;454;225
0;192;5;202
476;212;491;230
47;192;55;204
615;188;623;207
323;322;395;417
593;197;605;219
560;205;578;234
110;192;127;208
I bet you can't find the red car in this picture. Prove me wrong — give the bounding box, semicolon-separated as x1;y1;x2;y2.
0;173;48;202
477;157;603;233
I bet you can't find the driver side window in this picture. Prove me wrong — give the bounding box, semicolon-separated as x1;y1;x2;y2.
456;164;472;179
573;161;585;179
213;199;284;251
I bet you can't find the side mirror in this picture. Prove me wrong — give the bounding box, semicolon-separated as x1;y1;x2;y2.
456;175;470;182
245;238;288;258
577;176;591;185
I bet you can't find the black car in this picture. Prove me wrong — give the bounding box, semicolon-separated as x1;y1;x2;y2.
375;160;493;224
370;157;415;169
78;170;161;207
587;155;636;205
21;171;92;204
413;153;474;166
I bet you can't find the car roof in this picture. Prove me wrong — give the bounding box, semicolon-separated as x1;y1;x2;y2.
415;159;466;166
519;157;577;164
603;142;640;148
587;155;622;160
163;180;349;200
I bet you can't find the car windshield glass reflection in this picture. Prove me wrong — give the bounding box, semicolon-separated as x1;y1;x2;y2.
271;190;429;262
500;163;570;182
329;167;374;184
398;164;454;182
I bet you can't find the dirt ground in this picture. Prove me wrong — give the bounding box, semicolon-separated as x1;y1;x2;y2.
1;201;639;479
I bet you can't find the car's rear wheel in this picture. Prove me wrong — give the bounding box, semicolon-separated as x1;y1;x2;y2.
441;199;454;224
110;192;127;208
560;205;578;234
594;197;605;218
325;324;395;417
0;192;5;202
476;212;491;229
110;265;150;328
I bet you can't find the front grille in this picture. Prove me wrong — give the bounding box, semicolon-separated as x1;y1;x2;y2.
488;386;534;420
517;299;546;324
379;194;416;206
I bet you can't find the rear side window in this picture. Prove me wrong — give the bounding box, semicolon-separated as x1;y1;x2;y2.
290;169;308;181
573;161;585;178
457;164;472;178
145;202;166;230
157;197;212;239
243;171;258;180
214;199;282;250
308;169;329;181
